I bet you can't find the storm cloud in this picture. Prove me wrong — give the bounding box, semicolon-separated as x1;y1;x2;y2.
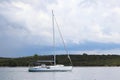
0;0;120;57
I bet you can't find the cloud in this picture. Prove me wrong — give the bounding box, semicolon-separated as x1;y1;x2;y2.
0;0;120;56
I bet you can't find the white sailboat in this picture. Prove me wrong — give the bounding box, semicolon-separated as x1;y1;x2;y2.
28;10;73;72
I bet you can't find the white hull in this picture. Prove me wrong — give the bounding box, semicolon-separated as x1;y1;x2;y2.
29;65;72;72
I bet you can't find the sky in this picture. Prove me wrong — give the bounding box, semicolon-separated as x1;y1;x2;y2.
0;0;120;57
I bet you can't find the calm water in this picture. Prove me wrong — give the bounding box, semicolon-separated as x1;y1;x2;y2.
0;67;120;80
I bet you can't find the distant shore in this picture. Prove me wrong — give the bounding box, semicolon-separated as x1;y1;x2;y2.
0;54;120;67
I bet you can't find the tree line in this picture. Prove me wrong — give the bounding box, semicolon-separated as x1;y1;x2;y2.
0;54;120;67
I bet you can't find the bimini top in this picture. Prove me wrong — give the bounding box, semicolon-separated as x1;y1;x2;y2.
36;60;54;63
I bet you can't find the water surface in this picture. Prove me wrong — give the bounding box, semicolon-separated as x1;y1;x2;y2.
0;67;120;80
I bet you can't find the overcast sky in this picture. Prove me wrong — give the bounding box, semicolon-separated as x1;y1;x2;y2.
0;0;120;57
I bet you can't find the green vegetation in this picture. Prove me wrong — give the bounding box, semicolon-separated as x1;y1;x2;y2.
0;54;120;67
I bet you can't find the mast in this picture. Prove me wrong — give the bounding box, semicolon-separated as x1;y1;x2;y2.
52;10;56;65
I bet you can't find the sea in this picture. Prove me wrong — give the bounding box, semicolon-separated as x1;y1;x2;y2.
0;67;120;80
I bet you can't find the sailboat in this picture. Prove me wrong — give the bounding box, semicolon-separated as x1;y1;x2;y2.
28;10;73;72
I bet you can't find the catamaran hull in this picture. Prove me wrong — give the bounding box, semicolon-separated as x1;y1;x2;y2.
29;66;72;72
